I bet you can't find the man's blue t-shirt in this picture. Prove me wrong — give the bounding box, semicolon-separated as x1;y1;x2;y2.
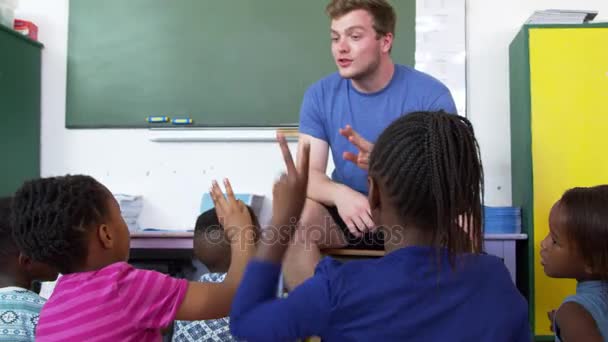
299;64;457;194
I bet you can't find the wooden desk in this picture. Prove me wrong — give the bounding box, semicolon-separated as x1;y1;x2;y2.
129;232;194;266
323;248;385;257
129;232;527;282
130;231;193;249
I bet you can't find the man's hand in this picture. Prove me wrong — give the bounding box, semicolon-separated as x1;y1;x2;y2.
334;186;375;236
339;125;374;171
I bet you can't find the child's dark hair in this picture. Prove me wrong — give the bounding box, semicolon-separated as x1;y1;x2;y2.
558;185;608;281
194;207;259;272
0;197;19;264
368;111;484;261
194;206;259;245
11;175;111;274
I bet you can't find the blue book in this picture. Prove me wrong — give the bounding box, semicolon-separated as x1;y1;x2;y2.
200;193;264;216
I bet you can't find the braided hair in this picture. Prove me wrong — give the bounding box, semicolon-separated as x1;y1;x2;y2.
368;111;484;263
0;197;19;265
11;175;111;274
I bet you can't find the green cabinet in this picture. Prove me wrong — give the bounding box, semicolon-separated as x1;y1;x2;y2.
0;24;42;196
510;23;608;339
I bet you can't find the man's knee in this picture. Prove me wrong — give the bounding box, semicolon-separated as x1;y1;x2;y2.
297;200;348;249
298;200;333;244
299;199;329;226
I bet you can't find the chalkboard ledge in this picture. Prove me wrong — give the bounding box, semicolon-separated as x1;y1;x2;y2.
148;128;299;143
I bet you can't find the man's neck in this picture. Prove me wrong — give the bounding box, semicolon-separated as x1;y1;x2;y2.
351;57;395;93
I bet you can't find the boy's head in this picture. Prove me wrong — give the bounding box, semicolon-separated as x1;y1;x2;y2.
368;111;484;256
193;206;259;273
11;175;131;274
326;0;396;79
541;185;608;281
0;197;57;286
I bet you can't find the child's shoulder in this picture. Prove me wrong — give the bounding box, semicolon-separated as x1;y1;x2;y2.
50;262;175;302
0;288;42;342
461;253;518;292
199;272;227;283
562;281;608;315
0;287;46;311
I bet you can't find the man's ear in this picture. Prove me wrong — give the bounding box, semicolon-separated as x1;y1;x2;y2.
97;224;114;249
381;32;393;53
368;176;381;211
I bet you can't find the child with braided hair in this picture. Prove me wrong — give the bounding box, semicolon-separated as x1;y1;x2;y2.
230;112;530;341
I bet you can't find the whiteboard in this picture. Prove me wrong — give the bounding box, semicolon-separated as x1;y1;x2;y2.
416;0;467;116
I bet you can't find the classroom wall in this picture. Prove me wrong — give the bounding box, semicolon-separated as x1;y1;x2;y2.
15;0;608;230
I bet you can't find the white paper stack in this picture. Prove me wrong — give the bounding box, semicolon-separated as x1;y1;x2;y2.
113;194;144;232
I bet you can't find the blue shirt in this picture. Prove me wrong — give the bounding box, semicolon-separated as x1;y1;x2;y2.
0;287;46;342
230;246;531;342
555;280;608;342
298;65;457;194
172;273;237;342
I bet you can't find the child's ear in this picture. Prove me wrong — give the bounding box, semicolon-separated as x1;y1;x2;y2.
18;253;59;282
368;176;381;211
17;253;33;269
97;224;114;249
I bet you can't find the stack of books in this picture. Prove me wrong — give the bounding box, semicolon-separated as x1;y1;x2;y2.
526;9;598;24
484;206;521;234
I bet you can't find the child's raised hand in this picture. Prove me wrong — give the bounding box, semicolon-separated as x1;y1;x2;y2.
210;179;253;242
271;134;310;227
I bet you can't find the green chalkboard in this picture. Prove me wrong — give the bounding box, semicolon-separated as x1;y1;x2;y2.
66;0;415;128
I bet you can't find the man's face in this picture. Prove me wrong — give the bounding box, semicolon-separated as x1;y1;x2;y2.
330;9;389;80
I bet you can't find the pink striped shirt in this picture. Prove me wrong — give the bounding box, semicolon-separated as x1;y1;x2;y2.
35;262;188;342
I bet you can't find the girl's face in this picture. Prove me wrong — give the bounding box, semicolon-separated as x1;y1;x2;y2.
540;201;589;279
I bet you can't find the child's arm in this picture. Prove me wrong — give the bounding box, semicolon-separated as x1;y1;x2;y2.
255;135;310;264
229;136;332;341
556;302;603;342
175;179;256;321
230;260;332;341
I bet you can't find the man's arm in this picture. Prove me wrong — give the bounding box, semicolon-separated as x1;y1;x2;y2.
429;91;457;114
298;134;373;234
297;85;373;232
298;133;346;206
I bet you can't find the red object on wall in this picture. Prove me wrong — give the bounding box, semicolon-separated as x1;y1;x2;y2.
13;19;38;41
